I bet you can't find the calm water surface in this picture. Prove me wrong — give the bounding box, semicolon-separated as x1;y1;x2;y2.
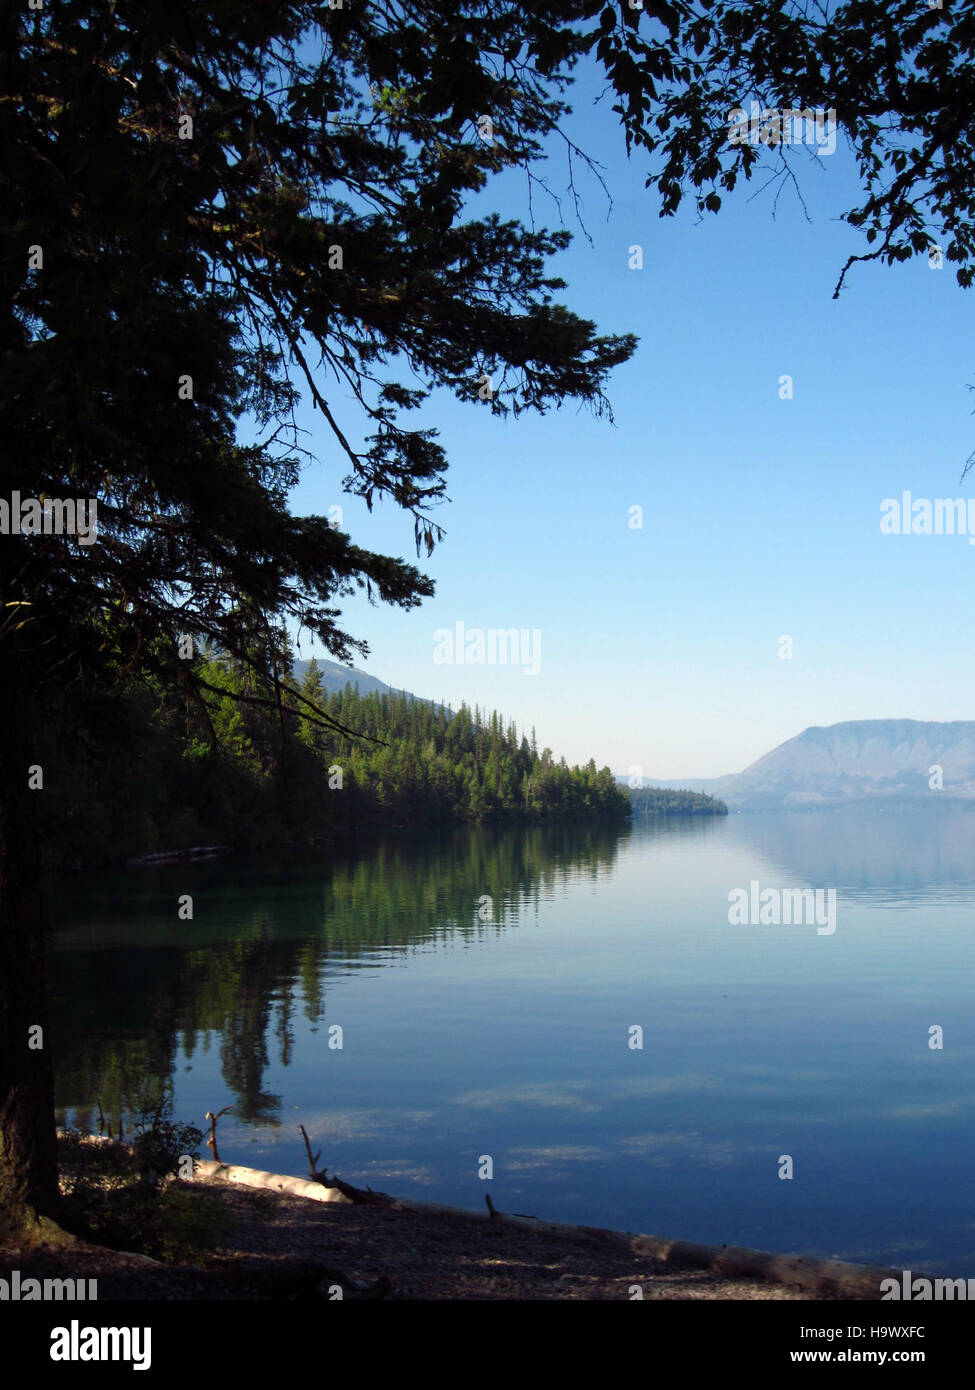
48;809;975;1273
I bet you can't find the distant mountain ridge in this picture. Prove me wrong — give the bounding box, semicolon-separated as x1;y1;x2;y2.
292;657;443;708
635;719;975;810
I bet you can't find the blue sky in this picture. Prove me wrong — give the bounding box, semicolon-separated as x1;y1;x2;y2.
281;63;975;778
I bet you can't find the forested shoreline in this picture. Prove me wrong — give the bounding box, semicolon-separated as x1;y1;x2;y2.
626;785;728;817
36;654;633;868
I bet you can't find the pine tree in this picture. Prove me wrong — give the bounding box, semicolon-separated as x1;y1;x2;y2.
1;0;638;1230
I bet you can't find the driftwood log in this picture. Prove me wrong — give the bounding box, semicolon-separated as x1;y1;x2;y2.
195;1157;394;1208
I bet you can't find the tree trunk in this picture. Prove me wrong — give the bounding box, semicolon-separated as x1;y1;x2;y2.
0;659;59;1233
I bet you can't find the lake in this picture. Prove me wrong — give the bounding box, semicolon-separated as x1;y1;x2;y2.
47;807;975;1274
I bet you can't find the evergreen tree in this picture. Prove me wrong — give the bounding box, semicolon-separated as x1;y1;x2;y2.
0;0;637;1231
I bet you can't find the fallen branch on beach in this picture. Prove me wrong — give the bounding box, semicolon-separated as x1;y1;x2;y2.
485;1193;537;1220
205;1107;233;1164
299;1124;323;1181
297;1124;395;1208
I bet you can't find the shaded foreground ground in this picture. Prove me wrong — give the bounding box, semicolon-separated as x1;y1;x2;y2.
1;1174;865;1300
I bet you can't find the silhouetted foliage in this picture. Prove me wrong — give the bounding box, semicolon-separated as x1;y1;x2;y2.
36;653;629;865
1;0;638;1220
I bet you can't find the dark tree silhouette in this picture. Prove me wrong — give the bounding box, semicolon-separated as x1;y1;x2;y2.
594;0;975;295
1;0;638;1231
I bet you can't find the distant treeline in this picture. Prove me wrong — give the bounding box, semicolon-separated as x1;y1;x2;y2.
37;652;632;866
626;785;728;816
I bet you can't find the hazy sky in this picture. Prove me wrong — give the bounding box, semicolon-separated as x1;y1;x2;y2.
279;63;975;779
